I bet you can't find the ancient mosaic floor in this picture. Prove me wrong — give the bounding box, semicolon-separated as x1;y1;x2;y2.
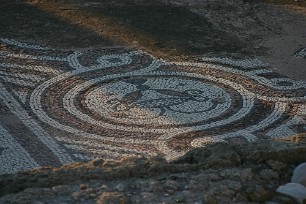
0;39;306;174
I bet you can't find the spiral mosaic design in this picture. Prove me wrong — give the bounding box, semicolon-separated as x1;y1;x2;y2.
0;38;305;174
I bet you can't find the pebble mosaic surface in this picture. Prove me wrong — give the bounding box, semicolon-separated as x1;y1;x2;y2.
0;39;306;174
295;48;306;59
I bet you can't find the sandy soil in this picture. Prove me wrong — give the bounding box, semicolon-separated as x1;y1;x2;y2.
170;0;306;81
0;0;305;80
257;5;306;81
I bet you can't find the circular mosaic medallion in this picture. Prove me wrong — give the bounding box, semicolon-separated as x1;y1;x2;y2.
31;68;255;136
80;77;232;126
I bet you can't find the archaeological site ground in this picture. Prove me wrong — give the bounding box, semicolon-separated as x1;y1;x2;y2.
0;0;306;203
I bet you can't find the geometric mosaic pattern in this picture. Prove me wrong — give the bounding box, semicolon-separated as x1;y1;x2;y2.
0;39;306;174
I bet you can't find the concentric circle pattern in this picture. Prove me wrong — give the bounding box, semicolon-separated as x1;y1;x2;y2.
84;77;232;126
0;39;305;173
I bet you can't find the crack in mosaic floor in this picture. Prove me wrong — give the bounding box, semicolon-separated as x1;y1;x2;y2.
0;38;306;174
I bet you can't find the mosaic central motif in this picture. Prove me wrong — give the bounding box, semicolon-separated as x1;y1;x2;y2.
65;77;231;126
0;38;306;174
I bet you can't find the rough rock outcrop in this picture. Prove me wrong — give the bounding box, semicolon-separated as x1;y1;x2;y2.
0;139;306;203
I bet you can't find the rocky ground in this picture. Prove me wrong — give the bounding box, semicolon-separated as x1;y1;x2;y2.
1;138;306;203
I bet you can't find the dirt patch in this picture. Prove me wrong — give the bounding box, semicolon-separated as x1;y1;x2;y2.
0;0;115;48
19;0;250;59
0;0;265;59
88;3;247;55
1;0;306;80
256;5;306;81
168;0;306;80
